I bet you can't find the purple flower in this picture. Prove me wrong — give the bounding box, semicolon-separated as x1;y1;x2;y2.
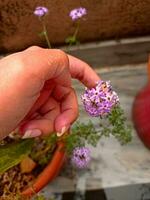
34;6;48;17
81;80;119;117
69;7;87;21
71;147;91;168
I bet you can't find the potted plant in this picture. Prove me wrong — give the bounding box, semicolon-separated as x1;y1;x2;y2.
0;79;132;200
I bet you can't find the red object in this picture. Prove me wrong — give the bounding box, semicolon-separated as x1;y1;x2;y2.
21;142;66;197
132;57;150;148
132;84;150;148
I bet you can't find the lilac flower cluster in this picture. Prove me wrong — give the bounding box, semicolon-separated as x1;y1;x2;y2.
34;6;48;17
81;80;119;117
71;147;91;168
69;7;87;21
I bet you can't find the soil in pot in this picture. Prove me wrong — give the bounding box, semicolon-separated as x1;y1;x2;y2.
0;134;58;199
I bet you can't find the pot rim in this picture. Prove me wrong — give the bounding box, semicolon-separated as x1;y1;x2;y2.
21;142;66;197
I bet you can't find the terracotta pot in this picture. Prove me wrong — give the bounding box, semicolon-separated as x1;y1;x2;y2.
132;57;150;148
21;142;66;197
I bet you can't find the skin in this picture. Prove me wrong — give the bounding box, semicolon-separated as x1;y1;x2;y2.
0;46;100;140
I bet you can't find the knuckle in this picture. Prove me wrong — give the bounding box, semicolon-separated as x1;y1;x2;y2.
53;49;69;66
26;46;42;52
10;55;26;76
46;49;69;76
10;54;37;82
54;49;65;56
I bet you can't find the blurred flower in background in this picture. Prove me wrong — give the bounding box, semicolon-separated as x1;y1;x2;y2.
66;7;87;47
34;6;51;48
69;7;87;21
34;6;48;17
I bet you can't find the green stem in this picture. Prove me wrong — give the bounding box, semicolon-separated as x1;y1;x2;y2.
73;20;80;38
40;18;51;49
67;20;80;50
43;23;51;48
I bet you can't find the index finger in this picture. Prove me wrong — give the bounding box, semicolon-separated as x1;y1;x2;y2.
21;47;71;87
68;55;100;88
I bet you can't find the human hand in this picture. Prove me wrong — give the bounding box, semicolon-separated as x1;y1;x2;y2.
0;46;100;140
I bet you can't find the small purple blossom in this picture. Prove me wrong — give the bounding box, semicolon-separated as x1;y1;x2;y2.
69;7;87;21
71;147;91;168
81;80;119;117
34;6;48;17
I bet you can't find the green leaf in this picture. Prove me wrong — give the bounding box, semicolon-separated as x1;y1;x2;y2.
45;133;57;146
35;195;46;200
38;31;46;37
65;36;77;45
64;121;101;154
108;106;132;144
0;139;34;174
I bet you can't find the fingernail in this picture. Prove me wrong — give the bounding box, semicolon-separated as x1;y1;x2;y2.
57;125;69;137
22;129;42;139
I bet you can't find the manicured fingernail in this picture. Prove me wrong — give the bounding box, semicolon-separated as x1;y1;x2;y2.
57;125;69;137
22;129;42;139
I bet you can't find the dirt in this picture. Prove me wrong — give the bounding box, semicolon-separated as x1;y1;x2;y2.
0;136;55;199
0;165;35;198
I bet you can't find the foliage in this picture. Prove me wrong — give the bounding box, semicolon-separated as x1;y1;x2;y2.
108;106;132;144
30;134;58;167
0;105;132;176
34;194;57;200
64;121;100;154
65;36;79;46
0;139;34;174
99;106;132;145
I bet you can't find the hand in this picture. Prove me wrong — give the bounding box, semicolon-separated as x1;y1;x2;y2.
0;46;100;140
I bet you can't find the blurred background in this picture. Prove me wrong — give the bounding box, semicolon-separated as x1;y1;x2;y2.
0;0;149;67
0;0;150;66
